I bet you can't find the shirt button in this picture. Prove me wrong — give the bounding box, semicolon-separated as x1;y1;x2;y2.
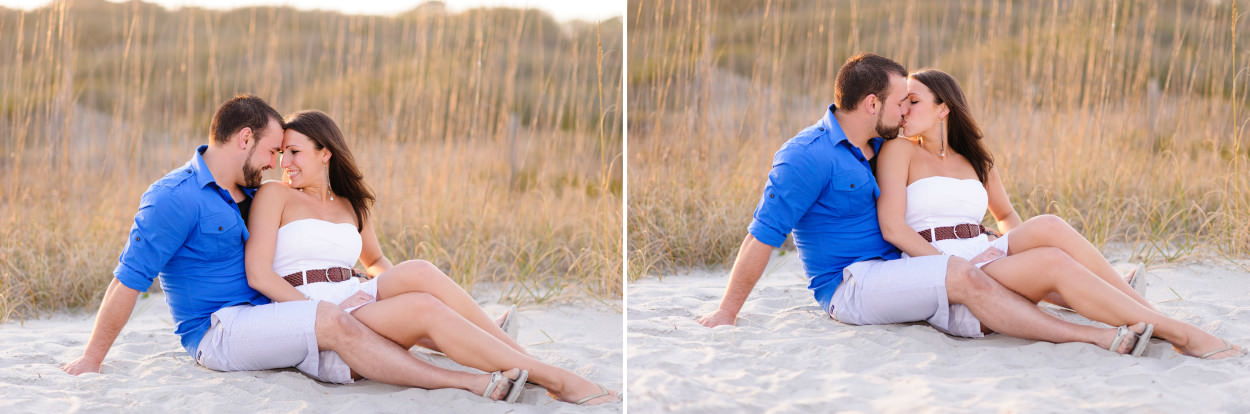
218;226;223;231
850;184;855;188
135;236;140;241
818;127;825;131
769;193;775;199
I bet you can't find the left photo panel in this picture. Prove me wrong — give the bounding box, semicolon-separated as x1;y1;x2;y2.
0;0;622;411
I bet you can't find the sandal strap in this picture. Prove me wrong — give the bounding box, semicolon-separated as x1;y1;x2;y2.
482;371;506;399
1199;342;1235;359
505;369;529;403
1108;326;1132;354
573;384;612;405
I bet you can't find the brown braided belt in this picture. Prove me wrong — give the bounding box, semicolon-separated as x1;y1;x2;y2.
282;266;355;287
917;223;989;243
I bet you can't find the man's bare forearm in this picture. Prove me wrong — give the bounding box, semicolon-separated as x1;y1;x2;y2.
80;278;140;364
714;234;774;316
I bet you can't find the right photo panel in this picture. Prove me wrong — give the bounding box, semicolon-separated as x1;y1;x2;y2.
627;0;1250;412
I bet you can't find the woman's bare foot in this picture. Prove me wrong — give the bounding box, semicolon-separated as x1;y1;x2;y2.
1122;266;1138;285
1097;322;1147;354
474;368;522;401
494;313;507;327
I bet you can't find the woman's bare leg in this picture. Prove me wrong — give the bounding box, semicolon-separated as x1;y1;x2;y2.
981;247;1241;359
352;293;619;404
374;260;526;354
1041;267;1138;310
1006;215;1153;310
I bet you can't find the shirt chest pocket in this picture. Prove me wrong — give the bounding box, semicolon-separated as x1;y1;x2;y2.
827;170;875;215
198;212;241;258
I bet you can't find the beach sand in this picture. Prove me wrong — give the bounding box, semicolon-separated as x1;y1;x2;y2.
628;250;1250;413
1;289;622;414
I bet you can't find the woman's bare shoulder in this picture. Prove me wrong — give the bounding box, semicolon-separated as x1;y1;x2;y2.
255;181;294;202
880;137;917;153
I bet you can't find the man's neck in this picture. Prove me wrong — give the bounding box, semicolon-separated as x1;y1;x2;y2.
201;145;243;199
832;110;875;155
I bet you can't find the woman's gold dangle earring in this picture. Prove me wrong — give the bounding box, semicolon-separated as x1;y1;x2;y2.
939;118;948;159
325;162;334;201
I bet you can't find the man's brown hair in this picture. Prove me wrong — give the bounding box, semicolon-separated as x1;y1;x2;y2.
834;53;907;111
209;95;282;145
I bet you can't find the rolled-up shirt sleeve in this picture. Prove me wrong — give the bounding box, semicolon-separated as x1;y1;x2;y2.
114;185;195;292
748;145;827;248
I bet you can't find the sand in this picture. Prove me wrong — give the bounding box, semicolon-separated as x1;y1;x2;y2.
0;289;622;414
627;250;1250;413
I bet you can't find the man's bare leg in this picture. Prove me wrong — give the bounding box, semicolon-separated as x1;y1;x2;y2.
313;301;511;397
943;256;1137;352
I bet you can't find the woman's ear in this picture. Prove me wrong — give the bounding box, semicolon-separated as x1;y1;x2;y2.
322;150;332;165
938;103;950;119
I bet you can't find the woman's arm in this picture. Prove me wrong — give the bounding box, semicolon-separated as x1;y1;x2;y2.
876;139;943;256
357;215;393;278
244;182;308;302
984;167;1022;234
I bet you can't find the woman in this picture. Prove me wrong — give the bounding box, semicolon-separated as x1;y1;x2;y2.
875;69;1241;359
244;110;619;404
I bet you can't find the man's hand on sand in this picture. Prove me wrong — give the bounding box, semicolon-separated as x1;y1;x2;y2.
62;355;102;375
696;308;737;328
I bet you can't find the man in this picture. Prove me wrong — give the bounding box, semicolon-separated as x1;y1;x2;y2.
63;95;501;397
697;54;1122;349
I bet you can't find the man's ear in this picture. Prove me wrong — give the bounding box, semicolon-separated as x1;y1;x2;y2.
863;94;879;115
236;127;253;150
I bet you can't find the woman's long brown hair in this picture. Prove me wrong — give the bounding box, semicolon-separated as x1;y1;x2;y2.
283;110;375;232
911;69;994;183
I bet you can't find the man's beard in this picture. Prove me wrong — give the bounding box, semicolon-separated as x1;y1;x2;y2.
875;112;901;139
241;145;264;188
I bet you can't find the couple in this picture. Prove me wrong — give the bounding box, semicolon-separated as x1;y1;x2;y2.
62;95;619;405
699;53;1242;360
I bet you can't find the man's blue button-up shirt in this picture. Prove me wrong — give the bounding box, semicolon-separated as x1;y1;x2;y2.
114;145;270;355
748;104;902;312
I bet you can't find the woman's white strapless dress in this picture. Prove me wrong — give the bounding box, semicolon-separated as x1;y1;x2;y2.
273;218;378;312
902;176;1009;267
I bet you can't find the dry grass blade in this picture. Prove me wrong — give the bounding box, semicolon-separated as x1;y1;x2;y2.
0;1;623;321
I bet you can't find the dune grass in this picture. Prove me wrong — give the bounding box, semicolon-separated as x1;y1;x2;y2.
628;0;1249;280
0;0;622;322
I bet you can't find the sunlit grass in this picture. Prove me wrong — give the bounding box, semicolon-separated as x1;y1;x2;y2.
628;0;1249;280
0;0;622;321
